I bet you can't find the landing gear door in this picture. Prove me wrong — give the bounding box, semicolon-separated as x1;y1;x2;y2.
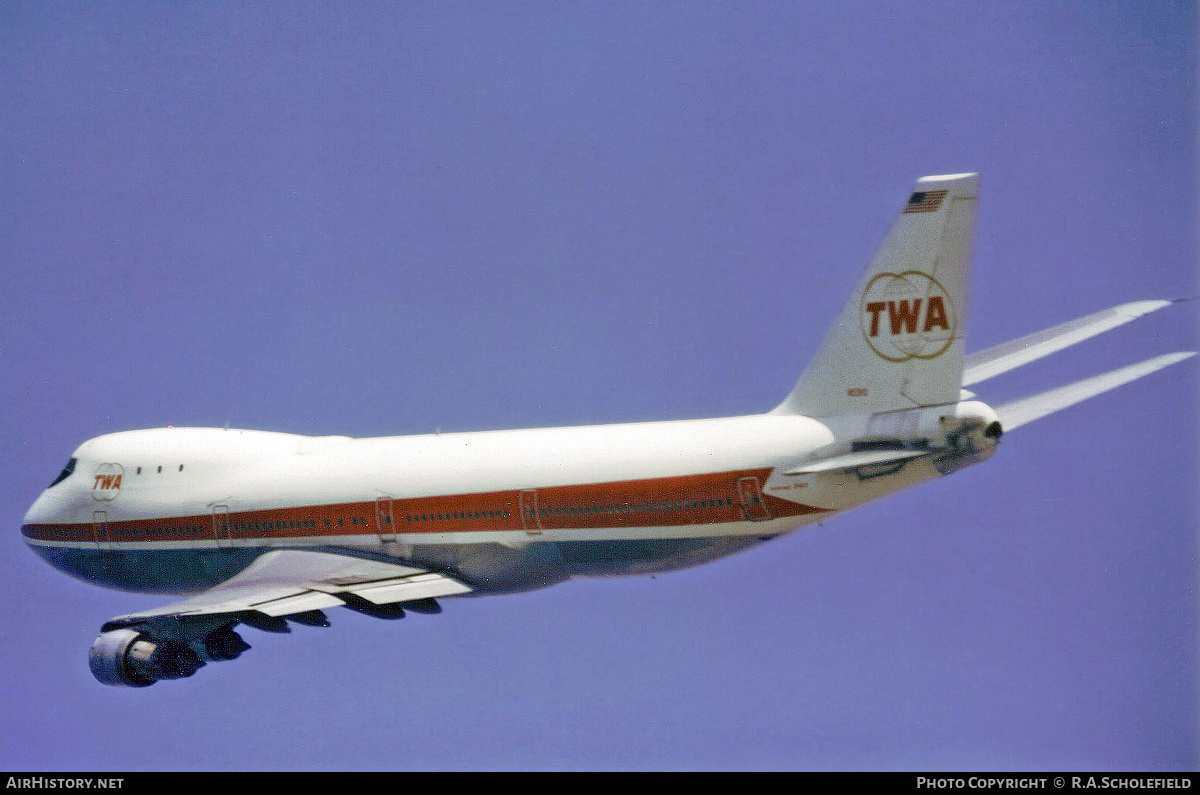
737;476;772;522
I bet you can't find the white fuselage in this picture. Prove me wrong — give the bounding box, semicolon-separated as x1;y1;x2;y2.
23;408;989;595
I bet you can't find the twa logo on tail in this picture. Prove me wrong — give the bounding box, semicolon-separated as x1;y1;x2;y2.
860;270;956;362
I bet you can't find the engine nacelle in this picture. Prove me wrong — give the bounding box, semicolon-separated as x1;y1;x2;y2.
915;400;1002;446
88;628;205;687
204;626;251;662
928;401;1002;475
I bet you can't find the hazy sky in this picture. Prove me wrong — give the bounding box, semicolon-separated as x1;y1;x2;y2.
1;1;1196;771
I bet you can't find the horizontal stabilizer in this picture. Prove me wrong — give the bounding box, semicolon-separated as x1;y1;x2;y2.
784;448;929;475
996;351;1196;431
964;300;1178;386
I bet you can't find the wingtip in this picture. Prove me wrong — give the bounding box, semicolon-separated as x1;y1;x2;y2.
1114;299;1174;316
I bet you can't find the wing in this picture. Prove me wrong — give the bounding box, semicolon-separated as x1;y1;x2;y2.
103;549;471;630
90;550;472;687
963;299;1181;387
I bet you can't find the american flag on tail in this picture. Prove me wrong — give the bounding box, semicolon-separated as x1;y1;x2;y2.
903;189;947;213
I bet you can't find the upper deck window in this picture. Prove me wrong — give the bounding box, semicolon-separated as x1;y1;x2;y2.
48;458;76;488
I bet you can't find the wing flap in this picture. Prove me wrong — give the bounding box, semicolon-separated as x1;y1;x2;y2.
348;573;473;605
251;591;347;618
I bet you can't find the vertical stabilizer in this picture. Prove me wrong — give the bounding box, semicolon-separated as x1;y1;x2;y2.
775;173;978;417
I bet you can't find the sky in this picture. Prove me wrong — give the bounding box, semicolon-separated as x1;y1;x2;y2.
0;1;1196;772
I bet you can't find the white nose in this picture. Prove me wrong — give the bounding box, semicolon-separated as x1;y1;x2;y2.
23;472;85;531
23;489;57;527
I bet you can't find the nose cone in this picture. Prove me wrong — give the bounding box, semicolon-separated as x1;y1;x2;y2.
22;465;91;550
24;489;57;528
22;491;56;548
21;480;111;587
22;488;68;575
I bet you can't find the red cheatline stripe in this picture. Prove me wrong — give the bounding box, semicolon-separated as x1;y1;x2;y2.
23;468;828;545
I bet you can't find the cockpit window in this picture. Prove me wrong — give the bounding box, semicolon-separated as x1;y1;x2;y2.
48;457;76;488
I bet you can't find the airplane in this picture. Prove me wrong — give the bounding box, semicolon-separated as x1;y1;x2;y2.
21;172;1195;687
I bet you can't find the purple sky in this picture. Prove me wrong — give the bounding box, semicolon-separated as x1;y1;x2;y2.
1;1;1196;771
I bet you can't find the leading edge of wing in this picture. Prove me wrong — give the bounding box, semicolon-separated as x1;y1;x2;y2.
995;351;1196;432
102;550;473;631
962;299;1185;387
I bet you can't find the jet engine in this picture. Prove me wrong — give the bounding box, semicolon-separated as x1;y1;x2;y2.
88;626;249;687
930;401;1003;475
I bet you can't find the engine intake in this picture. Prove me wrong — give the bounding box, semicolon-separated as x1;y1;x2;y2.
89;628;205;687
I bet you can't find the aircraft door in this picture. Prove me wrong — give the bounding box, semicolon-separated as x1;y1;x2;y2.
375;496;396;547
520;489;542;535
212;504;231;547
91;510;111;551
737;477;772;522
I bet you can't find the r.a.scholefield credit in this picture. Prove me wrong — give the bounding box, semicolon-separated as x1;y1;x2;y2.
917;778;1194;790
